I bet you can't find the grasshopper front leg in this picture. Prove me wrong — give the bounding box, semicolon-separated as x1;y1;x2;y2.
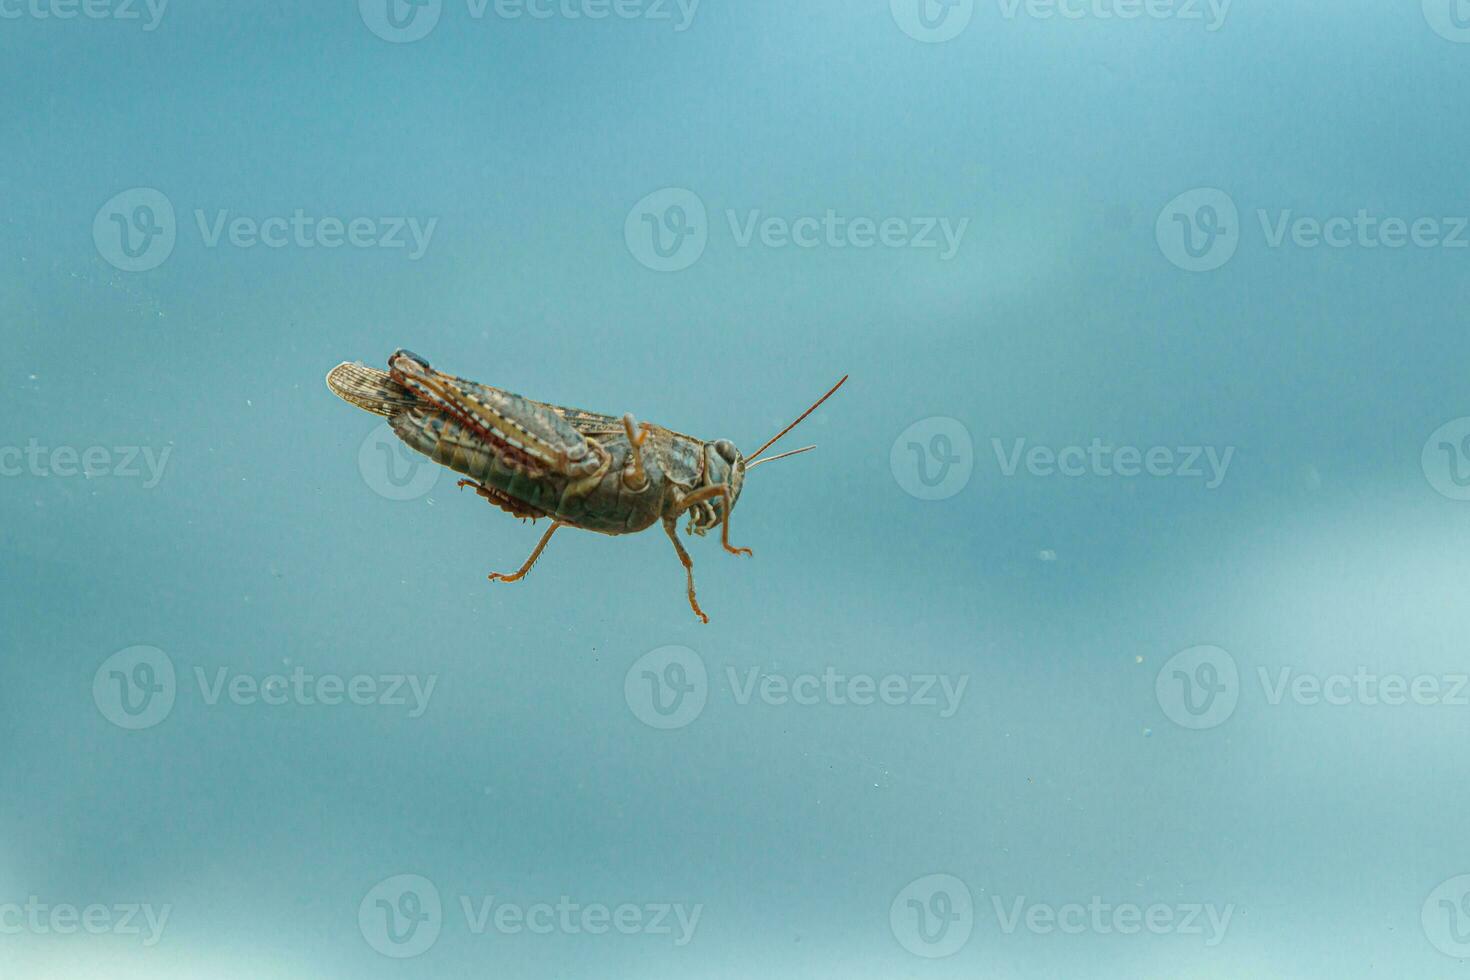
663;517;709;624
487;521;566;583
674;484;752;557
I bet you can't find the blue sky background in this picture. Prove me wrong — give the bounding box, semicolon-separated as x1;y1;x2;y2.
4;0;1470;976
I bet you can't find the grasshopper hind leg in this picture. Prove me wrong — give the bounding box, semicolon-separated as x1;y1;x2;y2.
663;518;710;624
487;521;565;583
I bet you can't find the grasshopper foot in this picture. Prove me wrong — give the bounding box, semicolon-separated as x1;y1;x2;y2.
724;544;753;558
485;522;563;585
665;518;712;624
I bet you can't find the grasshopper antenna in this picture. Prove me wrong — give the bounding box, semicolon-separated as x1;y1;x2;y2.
746;444;817;470
746;375;849;463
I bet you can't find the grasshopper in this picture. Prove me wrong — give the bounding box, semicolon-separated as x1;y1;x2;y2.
327;350;846;622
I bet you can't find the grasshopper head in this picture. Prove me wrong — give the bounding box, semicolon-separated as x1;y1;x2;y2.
688;439;745;535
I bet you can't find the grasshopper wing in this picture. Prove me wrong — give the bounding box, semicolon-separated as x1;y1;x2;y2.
326;362;417;417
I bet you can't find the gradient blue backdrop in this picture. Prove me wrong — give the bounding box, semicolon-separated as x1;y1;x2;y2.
4;0;1470;976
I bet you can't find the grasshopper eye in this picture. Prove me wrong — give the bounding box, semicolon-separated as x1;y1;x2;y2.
714;439;739;465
